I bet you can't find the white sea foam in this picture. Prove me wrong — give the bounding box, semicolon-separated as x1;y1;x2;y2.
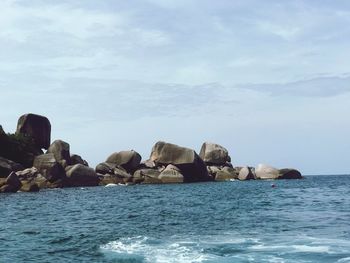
292;245;330;253
105;183;118;187
337;257;350;263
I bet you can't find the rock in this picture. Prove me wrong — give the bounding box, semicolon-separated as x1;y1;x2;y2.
20;181;40;192
279;168;302;179
0;125;4;136
150;141;209;182
199;142;231;165
46;140;71;167
99;174;124;185
0;157;24;178
255;164;280;180
70;154;89;166
33;153;66;182
16;113;51;149
0;172;22;193
95;162;116;175
238;166;256;180
139;159;156;169
106;150;141;173
159;164;184;183
134;169;161;184
215;167;237;181
65;164;99;187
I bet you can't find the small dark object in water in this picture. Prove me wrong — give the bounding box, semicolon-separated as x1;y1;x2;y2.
271;183;276;188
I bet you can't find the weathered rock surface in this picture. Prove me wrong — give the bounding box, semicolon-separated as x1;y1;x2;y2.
150;141;209;182
16;113;51;149
95;162;116;175
159;164;184;183
65;164;99;187
199;142;231;165
20;181;40;192
134;169;161;184
214;167;237;181
33;153;66;182
71;154;89;166
238;166;256;180
106;150;141;173
0;157;24;178
0;172;22;193
47;140;71;167
278;168;302;179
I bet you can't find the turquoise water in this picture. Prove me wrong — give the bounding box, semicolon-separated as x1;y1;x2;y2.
1;175;350;262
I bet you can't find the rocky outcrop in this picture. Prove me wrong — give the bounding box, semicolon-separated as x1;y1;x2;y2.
214;167;237;181
106;150;141;174
150;141;209;182
95;162;116;175
46;140;71;167
278;168;302;179
0;157;24;178
65;164;99;187
0;172;22;193
133;169;161;184
70;154;89;166
199;142;231;165
16;113;51;149
238;166;256;181
159;164;184;183
33;153;66;183
255;164;280;180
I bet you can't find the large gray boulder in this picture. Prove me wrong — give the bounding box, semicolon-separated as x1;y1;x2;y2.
16;113;51;149
278;168;302;179
95;162;116;175
255;164;280;180
238;166;256;180
150;141;209;182
134;169;161;184
0;157;24;178
65;164;99;187
159;164;184;183
46;140;71;167
70;154;89;166
106;150;141;173
33;153;66;182
214;167;237;181
199;142;231;165
0;172;22;193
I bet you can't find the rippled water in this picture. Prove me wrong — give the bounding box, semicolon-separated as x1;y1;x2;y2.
1;175;350;262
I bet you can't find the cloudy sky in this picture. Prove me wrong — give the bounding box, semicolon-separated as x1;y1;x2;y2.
1;0;349;175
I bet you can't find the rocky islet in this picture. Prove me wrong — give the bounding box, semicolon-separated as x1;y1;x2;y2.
0;113;302;193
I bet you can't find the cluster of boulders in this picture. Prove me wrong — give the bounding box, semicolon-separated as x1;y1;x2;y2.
0;113;302;193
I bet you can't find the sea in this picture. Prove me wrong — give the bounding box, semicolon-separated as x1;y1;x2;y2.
1;175;349;263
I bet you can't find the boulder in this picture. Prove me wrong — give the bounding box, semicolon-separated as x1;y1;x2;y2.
46;140;71;167
214;167;237;181
65;164;99;187
20;181;40;192
0;172;22;193
0;157;24;178
134;169;161;184
238;166;256;181
16;167;39;180
95;162;116;175
159;164;184;183
106;150;141;173
199;142;231;165
150;141;209;182
33;153;66;182
0;125;4;136
16;113;51;149
255;164;280;180
99;174;124;185
279;168;302;179
70;154;89;166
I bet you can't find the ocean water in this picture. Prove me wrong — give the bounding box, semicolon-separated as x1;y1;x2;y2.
1;175;350;263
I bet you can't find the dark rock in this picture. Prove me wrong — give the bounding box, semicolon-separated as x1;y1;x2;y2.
95;162;116;175
16;113;51;149
199;142;231;165
20;181;40;192
0;172;22;193
106;150;141;173
150;141;210;182
65;164;99;187
47;140;71;167
279;168;302;179
70;154;89;166
159;164;184;183
238;166;256;180
0;157;24;178
33;153;66;182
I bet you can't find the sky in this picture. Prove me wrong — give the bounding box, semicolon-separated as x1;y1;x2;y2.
0;0;349;175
